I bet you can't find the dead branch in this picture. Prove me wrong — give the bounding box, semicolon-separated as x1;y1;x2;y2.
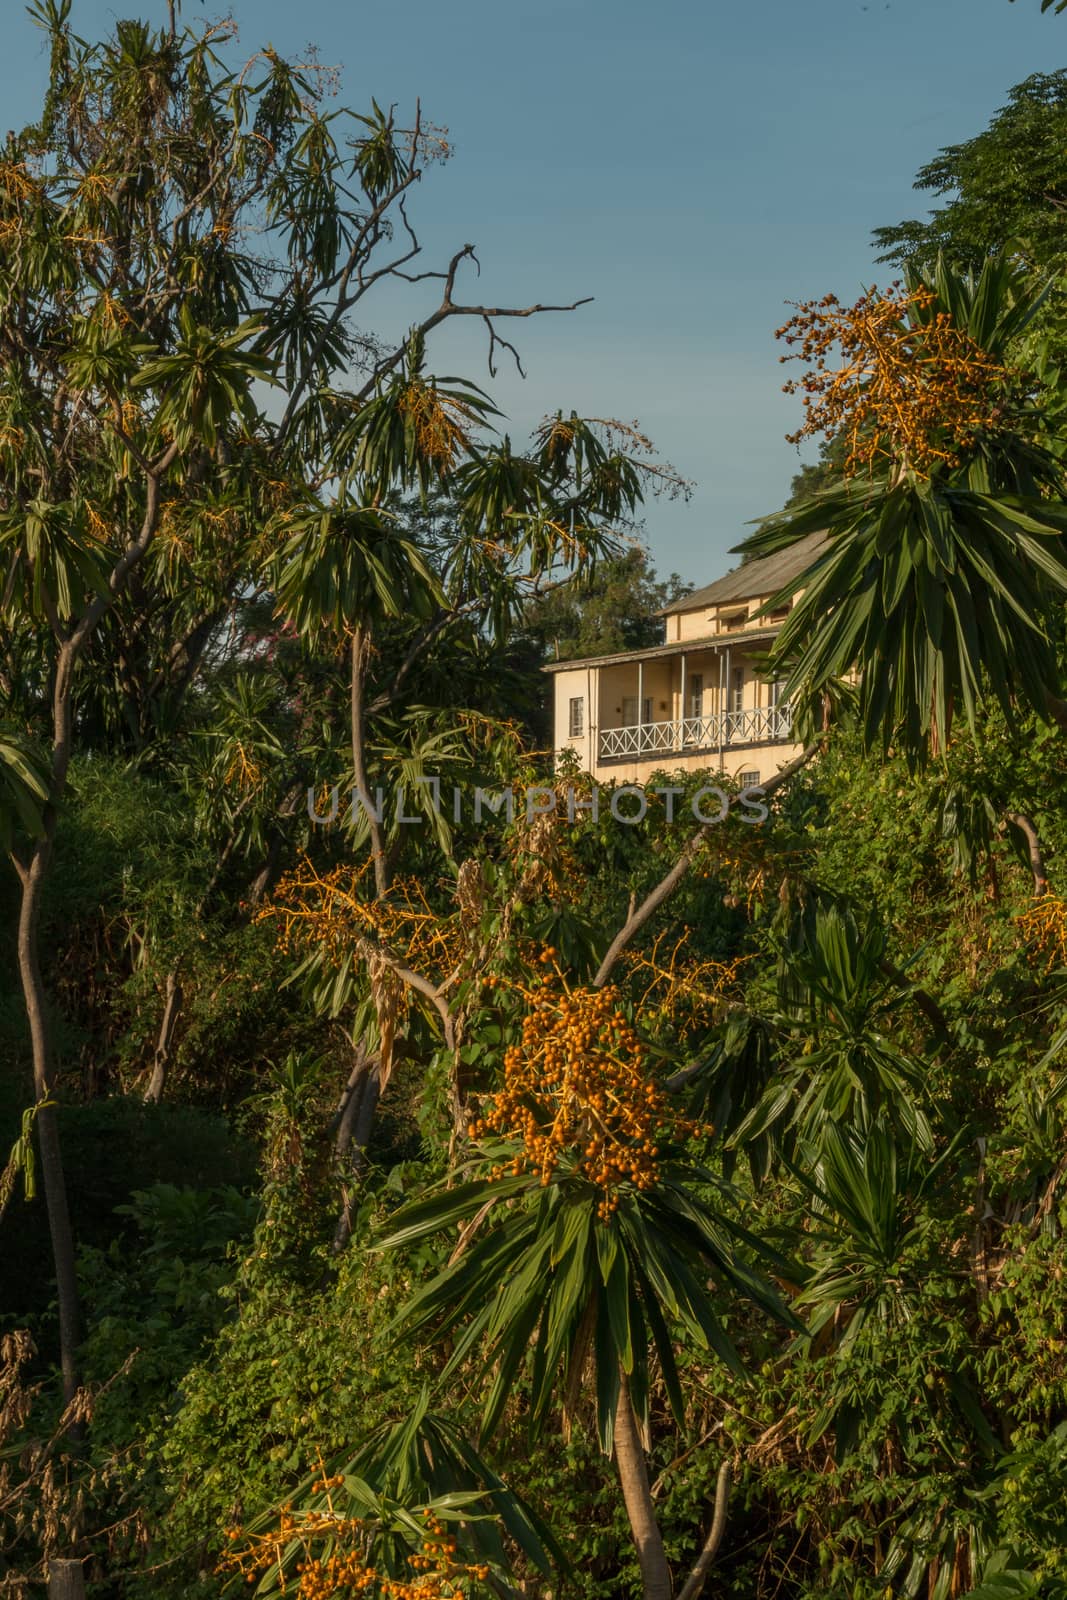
593;744;820;989
1005;811;1049;897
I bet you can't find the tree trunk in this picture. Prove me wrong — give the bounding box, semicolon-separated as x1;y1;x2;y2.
350;627;388;898
676;1461;732;1600
1004;811;1049;897
16;840;80;1405
47;1558;86;1599
9;451;176;1410
613;1374;672;1600
331;1047;381;1252
144;969;182;1104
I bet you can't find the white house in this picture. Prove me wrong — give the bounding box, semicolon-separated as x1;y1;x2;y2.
545;532;824;786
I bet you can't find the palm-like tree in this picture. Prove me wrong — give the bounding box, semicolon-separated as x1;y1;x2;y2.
379;1141;799;1600
723;901;936;1164
742;257;1067;764
791;1121;997;1597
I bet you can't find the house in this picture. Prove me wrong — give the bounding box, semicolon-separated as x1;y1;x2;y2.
544;531;824;786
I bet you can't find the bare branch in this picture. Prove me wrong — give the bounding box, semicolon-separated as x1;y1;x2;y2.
594;744;821;989
354;932;456;1051
352;242;593;403
1005;810;1050;896
676;1461;733;1600
483;313;526;379
364;599;485;715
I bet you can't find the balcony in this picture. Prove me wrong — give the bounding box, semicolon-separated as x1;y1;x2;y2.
598;705;792;762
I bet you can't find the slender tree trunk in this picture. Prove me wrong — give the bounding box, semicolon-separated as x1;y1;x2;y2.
331;1047;381;1252
350;627;388;898
327;625;390;1237
9;449;177;1408
246;839;283;908
16;840;80;1405
1005;811;1049;897
613;1374;672;1600
1044;689;1067;735
676;1461;732;1600
595;742;820;988
144;969;182;1104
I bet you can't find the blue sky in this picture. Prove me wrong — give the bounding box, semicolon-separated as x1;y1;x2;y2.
1;0;1060;580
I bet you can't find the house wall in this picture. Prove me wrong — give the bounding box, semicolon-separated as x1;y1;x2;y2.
551;663;595;772
666;588;802;642
597;659;674;728
676;606;717;641
550;642;797;788
576;740;799;790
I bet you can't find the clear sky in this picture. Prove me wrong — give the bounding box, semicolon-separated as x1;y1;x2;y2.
1;0;1060;581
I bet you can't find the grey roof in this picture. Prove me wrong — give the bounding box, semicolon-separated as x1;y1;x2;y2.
541;628;778;673
660;530;828;615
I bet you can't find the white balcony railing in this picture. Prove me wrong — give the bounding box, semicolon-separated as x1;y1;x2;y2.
598;705;792;762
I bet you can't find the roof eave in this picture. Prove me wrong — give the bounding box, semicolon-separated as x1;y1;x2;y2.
540;628;779;673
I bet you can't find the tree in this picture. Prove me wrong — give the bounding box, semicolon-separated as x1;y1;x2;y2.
873;71;1067;272
520;546;692;663
0;0;673;1402
741;256;1067;763
267;410;682;1234
1009;0;1067;15
379;976;798;1600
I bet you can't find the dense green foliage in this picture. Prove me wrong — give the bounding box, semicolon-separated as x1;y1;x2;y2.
520;548;692;664
5;6;1067;1600
9;719;1067;1600
873;71;1067;271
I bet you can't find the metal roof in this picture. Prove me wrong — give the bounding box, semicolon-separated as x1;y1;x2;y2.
541;629;778;673
659;530;828;615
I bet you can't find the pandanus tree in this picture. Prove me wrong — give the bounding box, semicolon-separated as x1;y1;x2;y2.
0;0;676;1397
268;370;687;1217
378;977;800;1600
714;900;938;1173
741;257;1067;765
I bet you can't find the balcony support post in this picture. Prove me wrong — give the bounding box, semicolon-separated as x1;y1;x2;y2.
637;659;644;734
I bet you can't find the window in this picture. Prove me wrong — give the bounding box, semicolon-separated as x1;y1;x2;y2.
730;667;744;714
687;673;704;719
769;678;785;707
769;603;792;625
738;770;760;789
721;609;747;632
643;696;654;725
568;696;584;738
621;695;638;727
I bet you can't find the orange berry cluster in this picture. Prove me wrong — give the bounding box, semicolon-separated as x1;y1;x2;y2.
220;1499;490;1600
0;158;40;205
776;284;1012;476
223;742;264;795
260;860;462;976
622;929;744;1030
1016;894;1067;974
469;980;703;1220
396;380;478;471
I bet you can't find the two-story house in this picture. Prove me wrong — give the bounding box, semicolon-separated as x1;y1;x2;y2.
545;530;824;786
